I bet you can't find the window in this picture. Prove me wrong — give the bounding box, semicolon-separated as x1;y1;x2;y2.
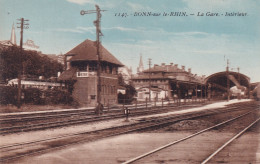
89;65;97;72
78;65;87;71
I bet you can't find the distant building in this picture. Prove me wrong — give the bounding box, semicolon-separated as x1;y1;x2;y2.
10;23;16;45
137;54;144;73
23;39;40;52
0;23;40;52
0;24;17;50
132;62;206;101
118;66;132;84
59;39;124;107
45;53;65;65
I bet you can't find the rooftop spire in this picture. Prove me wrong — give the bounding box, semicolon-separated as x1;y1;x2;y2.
10;23;16;45
137;54;144;73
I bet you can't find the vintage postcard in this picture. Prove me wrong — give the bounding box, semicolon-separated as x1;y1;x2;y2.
0;0;259;163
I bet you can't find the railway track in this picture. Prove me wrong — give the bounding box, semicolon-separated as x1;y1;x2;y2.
201;117;260;164
122;105;260;164
0;105;178;134
0;102;211;134
0;101;257;134
0;102;258;163
0;99;214;123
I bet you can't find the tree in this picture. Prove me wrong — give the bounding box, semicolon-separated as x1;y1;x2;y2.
118;74;136;104
0;45;63;82
0;45;22;81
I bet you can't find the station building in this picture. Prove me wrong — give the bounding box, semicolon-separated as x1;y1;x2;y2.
59;39;123;107
132;61;206;101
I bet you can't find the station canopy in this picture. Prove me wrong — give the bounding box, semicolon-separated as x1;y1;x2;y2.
205;71;250;89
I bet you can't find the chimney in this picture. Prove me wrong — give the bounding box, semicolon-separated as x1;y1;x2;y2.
170;63;173;66
188;68;191;73
161;63;165;66
154;64;159;69
181;65;185;71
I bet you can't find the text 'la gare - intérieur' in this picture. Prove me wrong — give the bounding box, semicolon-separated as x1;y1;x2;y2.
114;12;248;17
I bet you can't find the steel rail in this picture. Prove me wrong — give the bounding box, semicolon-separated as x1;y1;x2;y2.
0;106;240;150
0;107;226;162
0;106;178;134
201;117;260;164
0;107;256;162
0;103;235;134
122;111;254;164
1;102;257;134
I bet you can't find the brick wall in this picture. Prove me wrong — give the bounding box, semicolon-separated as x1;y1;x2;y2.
72;74;118;107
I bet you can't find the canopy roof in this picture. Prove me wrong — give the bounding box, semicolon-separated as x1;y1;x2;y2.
58;67;77;81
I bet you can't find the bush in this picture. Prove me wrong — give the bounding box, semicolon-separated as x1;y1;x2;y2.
44;89;73;105
23;88;42;104
0;86;73;105
0;86;17;105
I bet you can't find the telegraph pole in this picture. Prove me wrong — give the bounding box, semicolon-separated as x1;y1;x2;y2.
237;67;240;84
17;18;29;108
148;58;152;102
81;5;106;115
237;67;241;100
226;59;230;101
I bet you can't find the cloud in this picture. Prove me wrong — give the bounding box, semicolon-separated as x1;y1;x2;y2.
76;26;95;34
54;28;84;33
105;31;259;78
53;26;142;34
67;0;96;5
53;26;95;34
182;0;258;12
104;26;144;32
126;2;152;11
104;26;210;37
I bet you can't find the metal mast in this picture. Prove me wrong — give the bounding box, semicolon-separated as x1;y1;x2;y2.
81;5;106;114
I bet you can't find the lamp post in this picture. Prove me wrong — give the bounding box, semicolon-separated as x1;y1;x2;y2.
81;5;106;115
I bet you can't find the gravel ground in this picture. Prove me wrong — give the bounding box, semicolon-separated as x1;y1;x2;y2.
1;99;258;164
0;99;251;146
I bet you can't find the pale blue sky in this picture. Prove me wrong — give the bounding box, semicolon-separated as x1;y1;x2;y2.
1;0;259;82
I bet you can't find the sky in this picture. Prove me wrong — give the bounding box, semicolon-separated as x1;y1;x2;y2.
0;0;259;82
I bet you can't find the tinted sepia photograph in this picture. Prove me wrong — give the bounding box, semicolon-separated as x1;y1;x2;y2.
0;0;259;163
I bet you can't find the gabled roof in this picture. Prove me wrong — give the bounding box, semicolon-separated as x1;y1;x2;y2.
67;39;123;66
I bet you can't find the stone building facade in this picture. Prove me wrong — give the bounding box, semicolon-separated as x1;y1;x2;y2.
132;62;206;101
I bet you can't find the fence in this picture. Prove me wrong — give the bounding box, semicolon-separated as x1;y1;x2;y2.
117;96;208;111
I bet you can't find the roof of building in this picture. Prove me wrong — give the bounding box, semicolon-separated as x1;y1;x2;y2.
0;40;15;47
58;67;77;81
67;39;123;66
132;74;172;80
137;87;166;92
142;65;183;73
